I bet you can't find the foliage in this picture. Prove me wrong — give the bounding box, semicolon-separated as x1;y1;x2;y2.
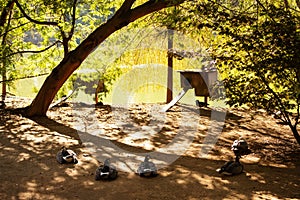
0;0;122;98
193;0;300;143
150;0;300;144
72;65;122;103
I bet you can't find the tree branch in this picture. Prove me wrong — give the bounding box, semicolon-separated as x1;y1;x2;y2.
296;0;300;9
13;0;59;26
0;73;49;83
2;41;61;58
118;0;137;13
66;0;78;41
295;104;300;126
129;0;186;22
0;22;29;38
255;0;276;23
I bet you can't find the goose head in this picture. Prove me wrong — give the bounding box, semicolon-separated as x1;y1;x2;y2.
144;155;151;162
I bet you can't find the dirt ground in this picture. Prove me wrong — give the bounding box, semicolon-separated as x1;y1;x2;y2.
0;97;299;200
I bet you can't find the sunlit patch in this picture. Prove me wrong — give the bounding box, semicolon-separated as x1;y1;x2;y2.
265;163;289;168
223;193;247;200
52;176;66;183
38;162;50;171
247;172;266;184
192;173;229;190
176;179;187;185
65;168;80;179
26;181;37;192
16;153;31;162
82;180;95;186
242;154;260;164
253;191;283;200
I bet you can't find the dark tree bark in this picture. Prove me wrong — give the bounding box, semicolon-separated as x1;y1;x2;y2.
166;29;174;103
1;0;14;104
0;0;14;27
290;125;300;145
24;0;186;116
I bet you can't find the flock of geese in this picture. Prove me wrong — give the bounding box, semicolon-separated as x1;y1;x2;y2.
56;138;251;180
56;147;158;180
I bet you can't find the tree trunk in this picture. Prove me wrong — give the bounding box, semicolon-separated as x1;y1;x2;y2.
1;1;14;104
95;79;105;104
1;68;6;103
25;15;125;116
291;125;300;145
25;0;186;116
166;29;174;103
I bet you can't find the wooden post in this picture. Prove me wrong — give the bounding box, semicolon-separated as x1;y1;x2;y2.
166;29;174;103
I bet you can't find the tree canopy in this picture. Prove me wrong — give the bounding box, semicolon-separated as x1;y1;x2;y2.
0;0;187;115
169;0;300;144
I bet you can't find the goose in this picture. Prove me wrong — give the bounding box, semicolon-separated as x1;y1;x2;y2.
137;155;158;177
95;158;118;181
216;160;244;175
196;100;208;107
217;138;251;176
56;146;78;164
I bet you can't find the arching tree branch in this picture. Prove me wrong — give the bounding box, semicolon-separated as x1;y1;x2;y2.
13;0;59;26
25;0;189;116
130;0;186;22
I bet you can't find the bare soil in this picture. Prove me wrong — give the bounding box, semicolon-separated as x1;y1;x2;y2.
0;98;299;200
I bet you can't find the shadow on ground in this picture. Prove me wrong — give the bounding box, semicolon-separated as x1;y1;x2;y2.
0;105;299;200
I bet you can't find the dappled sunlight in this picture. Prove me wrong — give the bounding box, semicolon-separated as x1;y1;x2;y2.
223;193;248;200
192;173;229;190
16;152;31;162
246;172;266;184
0;101;299;199
252;191;289;200
52;176;66;183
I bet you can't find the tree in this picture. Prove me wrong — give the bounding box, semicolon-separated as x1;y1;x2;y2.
191;0;300;144
10;0;186;116
0;0;83;102
0;0;124;102
0;0;14;105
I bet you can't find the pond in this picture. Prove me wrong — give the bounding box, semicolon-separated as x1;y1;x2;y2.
3;66;212;107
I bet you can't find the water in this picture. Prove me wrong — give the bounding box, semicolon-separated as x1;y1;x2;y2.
3;67;211;107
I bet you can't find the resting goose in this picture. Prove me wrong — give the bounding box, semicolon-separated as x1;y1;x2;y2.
217;138;251;176
56;146;78;164
137;155;158;177
216;160;244;175
95;158;118;181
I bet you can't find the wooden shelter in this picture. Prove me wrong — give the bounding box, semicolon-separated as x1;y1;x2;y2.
162;69;218;112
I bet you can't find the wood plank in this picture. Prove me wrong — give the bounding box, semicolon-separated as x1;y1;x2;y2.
161;87;190;112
